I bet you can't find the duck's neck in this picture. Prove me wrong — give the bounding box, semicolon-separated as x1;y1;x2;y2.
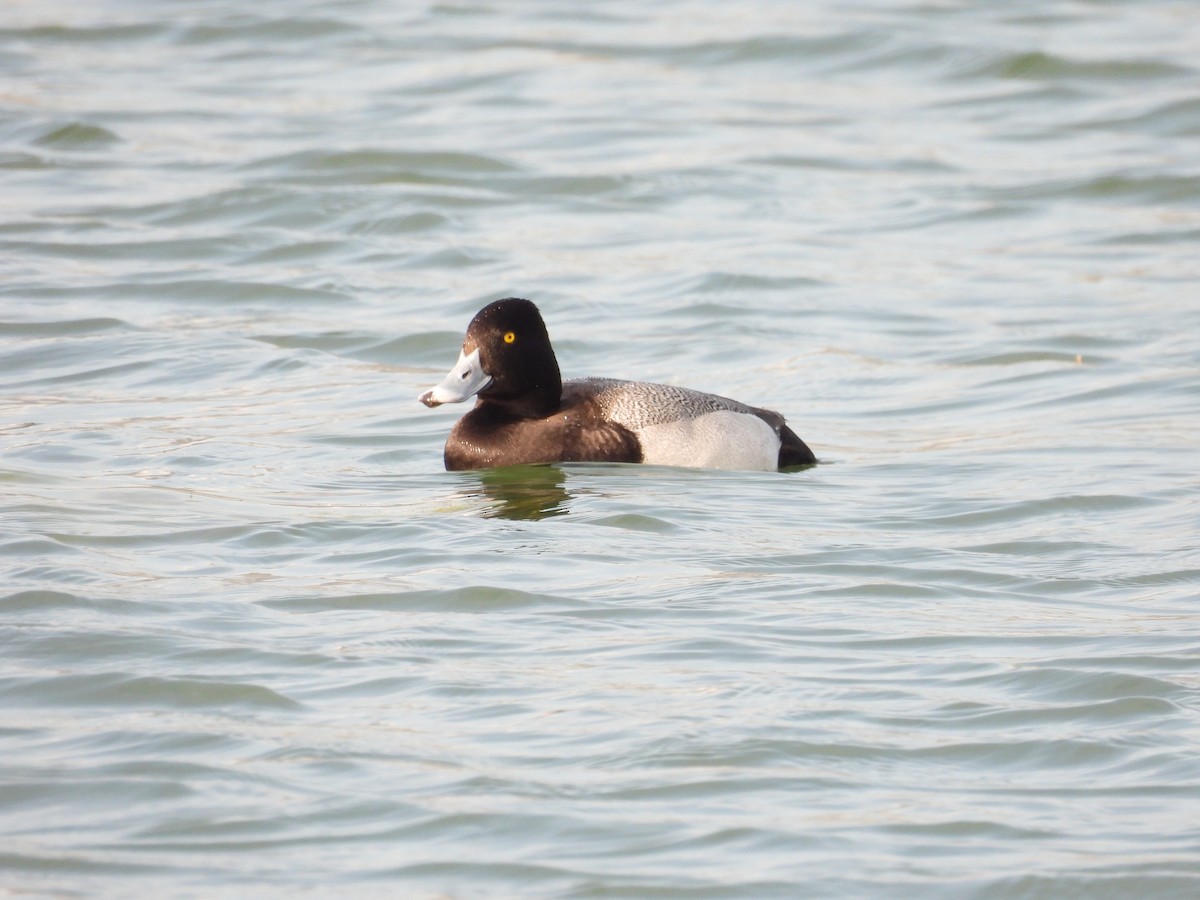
481;367;561;419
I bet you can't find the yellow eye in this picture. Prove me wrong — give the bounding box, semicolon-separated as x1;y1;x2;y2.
503;331;516;344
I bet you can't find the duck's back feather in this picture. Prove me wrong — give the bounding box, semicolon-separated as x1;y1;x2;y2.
564;378;809;471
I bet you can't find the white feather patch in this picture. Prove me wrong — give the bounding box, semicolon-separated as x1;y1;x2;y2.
634;410;780;471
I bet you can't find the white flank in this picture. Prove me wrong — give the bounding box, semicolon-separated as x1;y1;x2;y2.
634;410;779;471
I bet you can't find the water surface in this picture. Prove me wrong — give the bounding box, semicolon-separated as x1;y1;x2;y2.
2;0;1199;896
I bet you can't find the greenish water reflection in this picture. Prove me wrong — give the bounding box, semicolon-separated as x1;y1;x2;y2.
466;464;571;520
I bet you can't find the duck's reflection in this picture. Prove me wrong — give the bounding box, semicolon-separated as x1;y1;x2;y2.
463;464;572;520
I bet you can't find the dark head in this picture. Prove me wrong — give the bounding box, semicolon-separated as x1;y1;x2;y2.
418;298;563;418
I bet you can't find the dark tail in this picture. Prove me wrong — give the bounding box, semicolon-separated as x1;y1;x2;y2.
778;423;817;469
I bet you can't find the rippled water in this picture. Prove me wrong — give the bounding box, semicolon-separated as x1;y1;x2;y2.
3;0;1199;896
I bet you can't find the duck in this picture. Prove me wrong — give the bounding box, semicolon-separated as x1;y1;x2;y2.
418;298;816;472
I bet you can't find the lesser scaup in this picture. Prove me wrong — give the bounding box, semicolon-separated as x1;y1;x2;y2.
418;298;817;471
